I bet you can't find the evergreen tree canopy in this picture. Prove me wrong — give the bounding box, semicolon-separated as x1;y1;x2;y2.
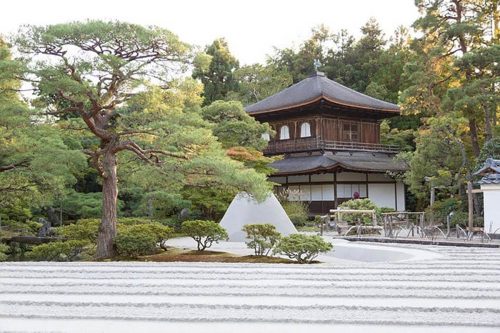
193;38;239;105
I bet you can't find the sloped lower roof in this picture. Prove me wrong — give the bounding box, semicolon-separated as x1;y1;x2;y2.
245;72;400;114
270;153;407;175
479;174;500;185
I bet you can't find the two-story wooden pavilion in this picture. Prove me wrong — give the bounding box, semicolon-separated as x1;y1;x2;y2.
245;71;407;214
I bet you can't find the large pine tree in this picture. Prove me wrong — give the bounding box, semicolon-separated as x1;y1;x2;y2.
15;21;270;258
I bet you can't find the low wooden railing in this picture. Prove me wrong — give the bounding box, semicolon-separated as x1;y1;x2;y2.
264;137;399;155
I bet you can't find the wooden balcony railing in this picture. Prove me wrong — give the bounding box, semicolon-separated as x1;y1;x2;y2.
263;137;399;155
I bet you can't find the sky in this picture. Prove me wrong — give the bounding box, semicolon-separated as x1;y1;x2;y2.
0;0;420;65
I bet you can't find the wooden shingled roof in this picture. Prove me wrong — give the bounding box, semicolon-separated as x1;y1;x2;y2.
474;158;500;185
269;153;407;175
245;72;400;114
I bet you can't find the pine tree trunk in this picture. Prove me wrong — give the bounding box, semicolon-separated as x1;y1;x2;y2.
96;151;118;258
485;103;492;142
468;118;481;157
45;207;60;226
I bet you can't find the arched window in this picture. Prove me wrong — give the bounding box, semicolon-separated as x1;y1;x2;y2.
261;132;270;141
279;125;290;140
300;122;311;138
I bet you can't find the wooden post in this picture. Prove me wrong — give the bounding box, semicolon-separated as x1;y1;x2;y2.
59;200;63;226
320;215;324;236
333;172;338;209
467;181;474;230
429;186;435;226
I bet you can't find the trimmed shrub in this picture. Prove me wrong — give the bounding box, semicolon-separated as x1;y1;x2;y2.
115;231;156;257
56;219;100;243
0;219;42;236
274;234;333;264
0;243;9;261
117;217;155;226
27;240;91;261
115;223;173;257
338;198;380;225
380;207;396;214
56;218;170;242
428;198;463;223
143;223;174;251
181;220;228;251
282;201;309;227
242;224;281;256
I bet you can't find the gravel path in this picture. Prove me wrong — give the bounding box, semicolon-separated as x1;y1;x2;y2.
1;242;500;332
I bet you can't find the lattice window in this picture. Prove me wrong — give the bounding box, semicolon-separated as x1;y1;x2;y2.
342;122;359;142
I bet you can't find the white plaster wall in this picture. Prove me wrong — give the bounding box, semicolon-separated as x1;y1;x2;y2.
322;184;335;200
337;183;367;198
482;184;500;235
396;182;406;211
289;184;335;202
299;185;311;201
311;185;322;200
368;183;396;209
287;185;299;201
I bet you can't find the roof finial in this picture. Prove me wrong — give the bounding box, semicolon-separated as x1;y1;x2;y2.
313;59;325;77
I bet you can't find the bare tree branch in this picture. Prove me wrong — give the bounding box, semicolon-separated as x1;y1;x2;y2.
0;160;30;173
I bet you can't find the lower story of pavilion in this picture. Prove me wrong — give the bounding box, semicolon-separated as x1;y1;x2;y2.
268;151;407;215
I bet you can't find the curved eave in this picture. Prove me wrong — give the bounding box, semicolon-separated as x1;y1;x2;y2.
273;164;341;176
247;95;400;116
269;154;408;176
272;163;404;176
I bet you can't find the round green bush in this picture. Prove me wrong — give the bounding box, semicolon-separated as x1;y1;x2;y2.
56;219;100;242
27;240;92;261
115;231;156;258
0;243;9;262
338;198;380;225
115;223;173;257
242;224;281;256
274;234;333;264
181;220;228;251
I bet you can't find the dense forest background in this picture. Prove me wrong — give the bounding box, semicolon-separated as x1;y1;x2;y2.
0;0;498;239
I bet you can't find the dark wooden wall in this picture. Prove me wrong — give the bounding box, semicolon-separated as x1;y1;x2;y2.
360;121;379;144
268;115;380;144
270;117;319;140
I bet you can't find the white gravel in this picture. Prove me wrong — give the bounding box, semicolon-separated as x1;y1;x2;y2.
1;239;500;332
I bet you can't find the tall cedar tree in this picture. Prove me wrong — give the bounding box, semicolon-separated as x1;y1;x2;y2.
192;38;239;105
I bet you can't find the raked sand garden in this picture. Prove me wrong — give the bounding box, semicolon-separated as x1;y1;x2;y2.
1;238;500;333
